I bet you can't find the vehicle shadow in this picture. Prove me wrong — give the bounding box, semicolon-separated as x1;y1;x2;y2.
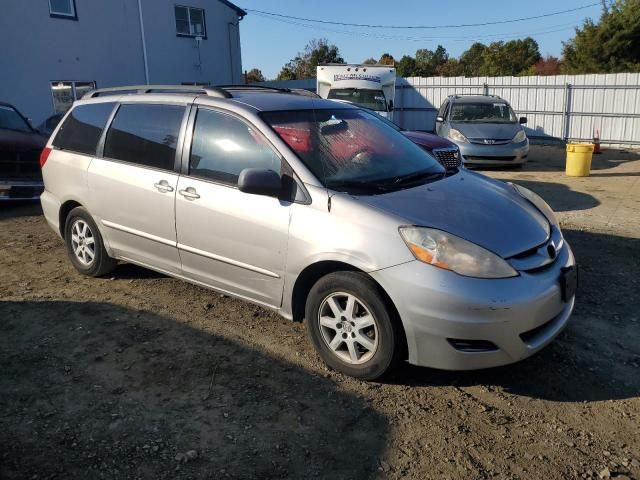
112;262;167;280
384;228;640;403
515;144;640;173
0;300;388;479
506;179;600;212
0;200;42;220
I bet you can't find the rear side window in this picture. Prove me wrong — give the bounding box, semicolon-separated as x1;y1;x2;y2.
104;104;185;171
52;102;115;155
189;108;281;185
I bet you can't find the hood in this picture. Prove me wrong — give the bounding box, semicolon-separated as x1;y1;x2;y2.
356;170;549;258
402;130;456;151
452;122;520;141
0;128;47;152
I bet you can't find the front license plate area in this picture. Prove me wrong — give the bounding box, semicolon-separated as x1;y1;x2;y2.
560;265;578;301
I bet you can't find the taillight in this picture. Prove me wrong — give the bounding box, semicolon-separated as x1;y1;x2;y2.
39;147;52;168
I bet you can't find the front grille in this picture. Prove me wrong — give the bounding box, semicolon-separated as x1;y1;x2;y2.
447;338;499;353
432;148;461;169
465;155;516;162
469;138;511;145
507;227;563;273
0;150;42;179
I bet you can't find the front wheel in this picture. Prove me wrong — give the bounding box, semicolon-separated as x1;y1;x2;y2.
305;271;403;380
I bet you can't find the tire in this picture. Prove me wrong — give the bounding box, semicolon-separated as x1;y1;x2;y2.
305;271;402;380
64;206;117;277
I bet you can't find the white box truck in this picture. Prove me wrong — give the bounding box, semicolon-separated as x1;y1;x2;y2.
317;64;396;119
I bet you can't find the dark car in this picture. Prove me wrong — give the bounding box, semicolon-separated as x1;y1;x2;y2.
38;113;65;137
0;102;47;200
359;109;462;171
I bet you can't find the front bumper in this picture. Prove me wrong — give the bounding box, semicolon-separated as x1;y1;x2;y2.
454;139;529;166
371;241;575;370
0;180;44;200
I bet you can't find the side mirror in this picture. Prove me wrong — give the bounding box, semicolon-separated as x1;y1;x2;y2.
238;168;282;197
388;100;394;112
519;117;527;124
436;116;444;123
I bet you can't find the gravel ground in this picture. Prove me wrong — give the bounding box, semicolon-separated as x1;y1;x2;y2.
1;145;639;480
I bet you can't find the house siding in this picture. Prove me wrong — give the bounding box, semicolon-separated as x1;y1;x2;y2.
0;0;243;124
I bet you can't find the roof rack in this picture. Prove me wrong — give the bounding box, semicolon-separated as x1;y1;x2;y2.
450;93;501;98
82;85;232;99
216;84;292;93
81;84;317;101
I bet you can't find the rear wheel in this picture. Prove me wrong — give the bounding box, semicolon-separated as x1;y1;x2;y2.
305;271;402;380
64;207;117;277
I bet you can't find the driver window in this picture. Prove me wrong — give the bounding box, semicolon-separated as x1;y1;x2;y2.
437;100;449;119
189;108;281;185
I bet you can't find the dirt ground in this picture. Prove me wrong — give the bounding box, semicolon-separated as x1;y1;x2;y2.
1;144;639;480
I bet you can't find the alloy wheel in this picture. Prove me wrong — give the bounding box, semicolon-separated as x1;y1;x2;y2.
70;219;95;266
317;292;379;365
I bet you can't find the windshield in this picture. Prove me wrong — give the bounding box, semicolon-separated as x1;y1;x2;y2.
327;89;387;112
0;106;32;133
262;108;444;194
360;109;402;131
450;102;517;123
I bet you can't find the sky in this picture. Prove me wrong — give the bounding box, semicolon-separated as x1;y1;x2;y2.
237;0;604;79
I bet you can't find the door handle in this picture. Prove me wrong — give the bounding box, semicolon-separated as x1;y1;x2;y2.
178;187;200;200
154;181;174;193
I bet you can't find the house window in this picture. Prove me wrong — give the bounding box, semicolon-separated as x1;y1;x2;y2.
49;0;77;19
175;6;206;38
50;81;96;114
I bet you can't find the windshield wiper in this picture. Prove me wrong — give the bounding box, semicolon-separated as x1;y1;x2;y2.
327;179;393;193
390;170;445;186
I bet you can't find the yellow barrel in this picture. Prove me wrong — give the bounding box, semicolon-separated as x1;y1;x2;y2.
565;143;594;177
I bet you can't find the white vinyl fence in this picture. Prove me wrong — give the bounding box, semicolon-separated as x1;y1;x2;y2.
261;73;640;147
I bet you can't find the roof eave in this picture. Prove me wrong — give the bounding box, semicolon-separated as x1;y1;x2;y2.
218;0;247;18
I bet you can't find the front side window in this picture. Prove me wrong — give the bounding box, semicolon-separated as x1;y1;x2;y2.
49;0;76;18
0;106;33;133
175;6;206;37
437;100;449;119
450;102;517;123
189;108;281;185
262;108;444;195
50;81;97;114
52;103;116;155
327;89;387;112
104;104;185;171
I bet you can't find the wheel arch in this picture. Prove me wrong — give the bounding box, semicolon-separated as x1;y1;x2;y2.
58;199;84;239
290;260;408;359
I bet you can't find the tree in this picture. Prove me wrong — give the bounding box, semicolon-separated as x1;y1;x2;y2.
414;45;449;76
436;58;462;77
458;43;487;76
245;68;265;84
477;38;541;76
532;55;562;76
563;0;640;73
396;55;416;77
276;38;345;80
378;53;396;66
362;57;377;65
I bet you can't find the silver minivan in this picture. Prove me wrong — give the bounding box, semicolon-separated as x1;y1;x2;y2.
436;95;529;167
41;85;576;380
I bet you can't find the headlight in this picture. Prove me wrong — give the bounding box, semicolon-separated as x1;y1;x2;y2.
448;128;468;143
509;183;558;227
399;227;518;278
512;129;527;143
